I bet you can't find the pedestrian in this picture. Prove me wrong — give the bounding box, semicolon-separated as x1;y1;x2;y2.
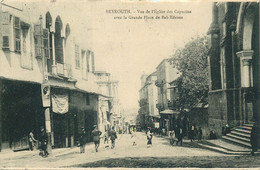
209;130;217;139
250;123;258;156
29;130;37;151
104;130;109;144
147;127;153;147
198;127;202;141
110;126;117;149
39;127;48;157
190;124;195;142
131;128;136;146
92;125;102;152
169;130;176;146
177;126;183;146
79;127;86;153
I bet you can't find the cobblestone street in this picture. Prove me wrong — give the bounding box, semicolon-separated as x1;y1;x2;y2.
1;132;259;168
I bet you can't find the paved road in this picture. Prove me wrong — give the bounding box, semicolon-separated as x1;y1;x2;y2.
0;132;259;168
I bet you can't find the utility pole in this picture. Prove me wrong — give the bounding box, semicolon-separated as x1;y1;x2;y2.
40;15;52;155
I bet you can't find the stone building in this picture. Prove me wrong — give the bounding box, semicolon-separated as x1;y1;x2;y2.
155;58;179;134
208;2;259;138
0;1;108;151
138;72;159;129
94;71;121;133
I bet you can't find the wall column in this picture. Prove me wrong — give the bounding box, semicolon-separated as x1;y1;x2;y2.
51;32;57;75
236;50;254;87
62;37;67;77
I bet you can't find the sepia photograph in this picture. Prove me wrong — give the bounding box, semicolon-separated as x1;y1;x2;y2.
0;0;259;169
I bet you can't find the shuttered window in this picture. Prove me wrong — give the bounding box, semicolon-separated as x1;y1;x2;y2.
43;29;50;58
1;12;10;49
75;44;80;68
34;25;50;58
14;16;21;53
34;24;41;57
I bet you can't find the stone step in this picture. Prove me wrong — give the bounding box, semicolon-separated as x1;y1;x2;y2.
243;123;254;127
238;126;252;131
234;128;251;134
226;133;250;143
205;140;250;152
231;131;250;139
222;135;251;148
197;143;248;155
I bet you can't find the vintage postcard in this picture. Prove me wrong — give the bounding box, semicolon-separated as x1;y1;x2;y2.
0;0;259;169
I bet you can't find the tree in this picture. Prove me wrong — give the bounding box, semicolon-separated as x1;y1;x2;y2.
170;35;210;109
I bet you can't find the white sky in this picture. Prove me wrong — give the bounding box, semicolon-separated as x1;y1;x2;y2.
87;1;213;111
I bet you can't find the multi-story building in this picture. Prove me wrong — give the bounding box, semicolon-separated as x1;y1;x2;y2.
138;73;148;129
0;1;108;151
155;58;179;134
94;71;121;133
138;72;159;129
146;72;159;128
208;2;259;138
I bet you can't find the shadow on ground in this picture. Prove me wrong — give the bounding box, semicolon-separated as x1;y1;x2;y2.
69;155;260;168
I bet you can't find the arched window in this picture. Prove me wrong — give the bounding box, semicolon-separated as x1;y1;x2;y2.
54;16;63;64
45;12;52;72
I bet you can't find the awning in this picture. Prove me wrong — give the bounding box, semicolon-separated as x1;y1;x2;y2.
160;109;179;115
150;115;161;119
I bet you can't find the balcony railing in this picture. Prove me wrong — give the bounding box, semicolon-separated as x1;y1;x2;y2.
56;63;72;78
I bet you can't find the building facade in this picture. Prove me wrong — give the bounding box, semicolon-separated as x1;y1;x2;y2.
0;1;108;151
155;58;179;134
94;71;121;133
208;2;259;137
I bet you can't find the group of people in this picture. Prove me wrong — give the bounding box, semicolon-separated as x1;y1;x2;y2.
79;125;117;153
189;125;203;142
28;127;49;157
169;126;184;146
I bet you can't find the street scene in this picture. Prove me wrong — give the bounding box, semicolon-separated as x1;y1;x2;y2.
0;0;259;169
1;132;259;168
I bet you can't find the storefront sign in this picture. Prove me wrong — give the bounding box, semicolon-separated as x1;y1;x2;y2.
41;84;50;107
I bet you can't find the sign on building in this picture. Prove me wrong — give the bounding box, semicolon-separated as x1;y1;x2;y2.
41;84;51;107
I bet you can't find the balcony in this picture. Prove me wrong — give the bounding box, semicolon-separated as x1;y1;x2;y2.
56;63;72;78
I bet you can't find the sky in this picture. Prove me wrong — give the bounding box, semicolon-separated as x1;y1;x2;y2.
87;1;213;111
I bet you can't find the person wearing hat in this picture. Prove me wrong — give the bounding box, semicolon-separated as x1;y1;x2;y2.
92;125;102;152
79;127;86;153
39;127;48;157
110;126;117;149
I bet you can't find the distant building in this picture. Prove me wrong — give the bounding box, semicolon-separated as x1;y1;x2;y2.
155;58;179;134
94;71;121;133
208;2;259;137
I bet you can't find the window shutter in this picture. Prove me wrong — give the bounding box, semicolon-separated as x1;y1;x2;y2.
13;16;21;52
43;29;50;58
34;24;42;57
1;12;10;49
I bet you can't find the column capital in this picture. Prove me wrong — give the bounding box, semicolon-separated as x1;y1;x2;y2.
236;50;254;59
49;26;55;33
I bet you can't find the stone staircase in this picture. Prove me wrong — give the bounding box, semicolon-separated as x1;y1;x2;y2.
221;124;253;148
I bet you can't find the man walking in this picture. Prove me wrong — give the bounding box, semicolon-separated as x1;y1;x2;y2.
79;127;86;153
40;127;48;157
110;126;117;149
92;125;102;152
177;126;183;146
